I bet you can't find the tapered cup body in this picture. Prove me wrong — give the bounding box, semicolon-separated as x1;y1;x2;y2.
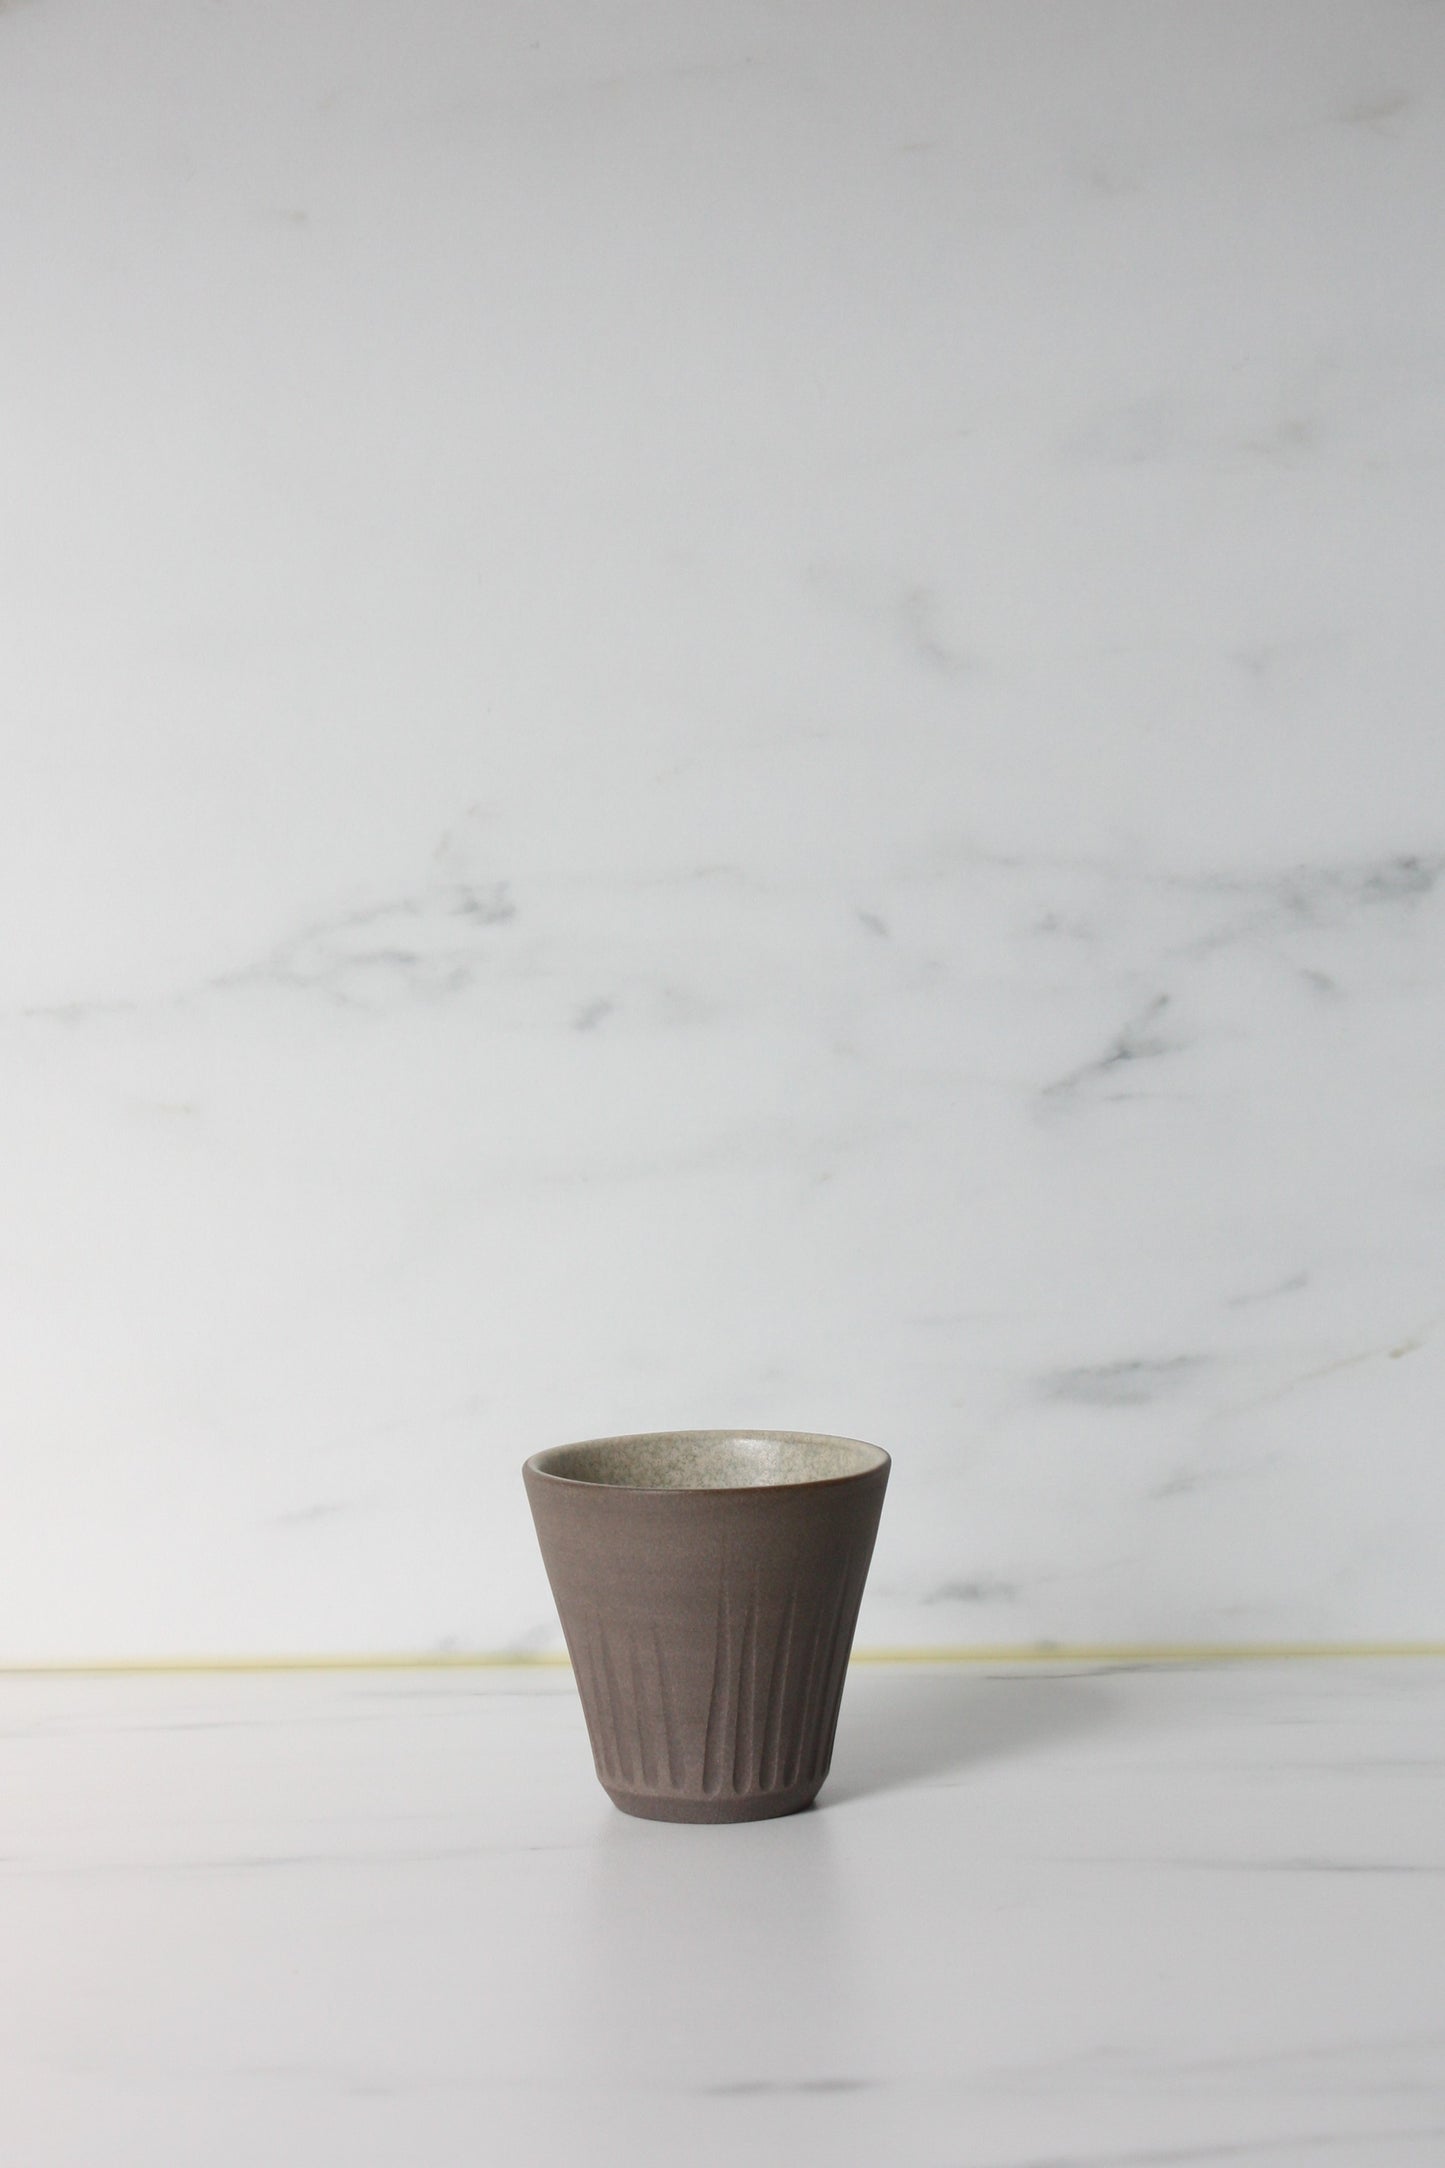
524;1430;889;1822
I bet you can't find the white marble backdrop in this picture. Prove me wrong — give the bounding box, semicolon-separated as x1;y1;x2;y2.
2;0;1443;1659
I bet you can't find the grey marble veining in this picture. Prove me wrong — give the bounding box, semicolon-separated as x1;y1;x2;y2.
1;0;1444;1656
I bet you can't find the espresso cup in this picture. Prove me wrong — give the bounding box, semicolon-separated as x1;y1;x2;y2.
523;1429;889;1822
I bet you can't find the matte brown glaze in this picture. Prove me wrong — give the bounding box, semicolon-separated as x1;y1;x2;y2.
523;1430;890;1822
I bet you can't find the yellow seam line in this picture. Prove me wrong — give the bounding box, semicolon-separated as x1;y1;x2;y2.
848;1642;1445;1664
1;1642;1443;1677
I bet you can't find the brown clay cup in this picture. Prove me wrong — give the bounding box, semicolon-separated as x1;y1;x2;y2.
523;1429;889;1823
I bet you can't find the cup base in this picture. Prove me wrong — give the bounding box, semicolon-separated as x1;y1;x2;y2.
602;1778;823;1824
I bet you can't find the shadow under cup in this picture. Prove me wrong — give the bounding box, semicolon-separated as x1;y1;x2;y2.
523;1431;890;1823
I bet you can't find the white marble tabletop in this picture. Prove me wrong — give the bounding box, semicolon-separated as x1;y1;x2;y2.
4;1659;1442;2166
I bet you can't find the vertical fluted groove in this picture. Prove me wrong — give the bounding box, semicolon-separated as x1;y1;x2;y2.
788;1551;853;1788
650;1620;681;1791
702;1570;731;1797
745;1569;764;1790
569;1634;599;1773
813;1547;862;1781
568;1606;600;1781
597;1624;632;1787
589;1622;622;1784
758;1587;796;1793
730;1570;759;1795
627;1632;653;1792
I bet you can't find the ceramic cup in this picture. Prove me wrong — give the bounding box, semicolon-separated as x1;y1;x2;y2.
523;1429;890;1823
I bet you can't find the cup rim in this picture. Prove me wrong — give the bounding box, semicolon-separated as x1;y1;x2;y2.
523;1427;890;1496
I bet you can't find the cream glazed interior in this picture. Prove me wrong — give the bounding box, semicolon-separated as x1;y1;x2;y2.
527;1431;890;1491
